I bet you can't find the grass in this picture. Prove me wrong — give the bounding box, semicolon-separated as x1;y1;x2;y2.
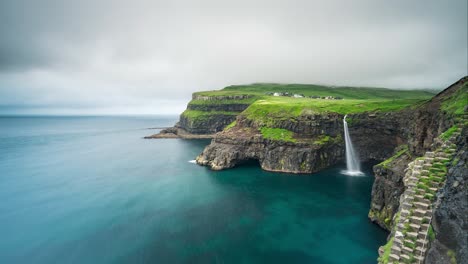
181;110;238;121
441;81;468;115
378;212;400;264
184;82;437;130
428;225;435;242
378;237;394;264
378;145;408;169
219;83;435;99
224;121;237;130
241;97;426;126
447;250;457;264
188;97;259;106
260;127;296;142
439;125;459;141
314;135;331;145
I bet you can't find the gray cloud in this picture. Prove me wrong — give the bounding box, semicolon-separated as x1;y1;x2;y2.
0;0;466;114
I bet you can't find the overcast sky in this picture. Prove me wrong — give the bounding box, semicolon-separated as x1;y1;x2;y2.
0;0;466;115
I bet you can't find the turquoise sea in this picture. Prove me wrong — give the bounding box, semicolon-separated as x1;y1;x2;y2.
0;116;387;263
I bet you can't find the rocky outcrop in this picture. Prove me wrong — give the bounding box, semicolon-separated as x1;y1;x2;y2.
144;127;214;139
146;94;256;138
196;122;343;173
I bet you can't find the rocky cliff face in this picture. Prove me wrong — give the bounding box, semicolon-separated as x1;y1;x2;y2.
193;77;467;240
425;127;467;264
196;118;344;173
196;111;407;173
177;113;237;134
369;150;413;230
368;77;466;230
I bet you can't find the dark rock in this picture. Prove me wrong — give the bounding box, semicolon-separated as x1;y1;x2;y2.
426;128;467;264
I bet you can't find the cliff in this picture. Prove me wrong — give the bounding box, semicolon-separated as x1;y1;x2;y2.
368;77;467;230
146;83;433;138
147;78;466;263
192;77;467;263
372;77;467;264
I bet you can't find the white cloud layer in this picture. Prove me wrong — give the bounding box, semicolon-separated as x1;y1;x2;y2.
0;0;466;114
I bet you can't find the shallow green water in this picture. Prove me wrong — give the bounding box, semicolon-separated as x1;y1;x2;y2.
0;116;387;263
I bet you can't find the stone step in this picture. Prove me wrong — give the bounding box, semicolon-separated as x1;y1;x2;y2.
407;231;418;239
422;163;432;169
418;231;427;239
401;209;411;217
425;152;435;158
420;170;430;176
409;223;420;230
400;254;411;262
391;245;401;255
410;216;423;225
415;196;431;204
436;152;448;157
435;157;450;163
414;209;427;218
415;159;425;165
414;202;430;210
394;237;404;247
430;167;445;173
402;245;414;255
416;238;426;247
402;202;413;210
424;157;434;163
414;255;425;262
429;181;441;187
415;246;426;255
389;253;400;262
424;216;431;223
406;195;415;202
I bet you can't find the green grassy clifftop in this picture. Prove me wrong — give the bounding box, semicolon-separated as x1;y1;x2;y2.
180;83;435;135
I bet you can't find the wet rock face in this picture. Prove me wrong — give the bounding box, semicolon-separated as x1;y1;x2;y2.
426;129;467;264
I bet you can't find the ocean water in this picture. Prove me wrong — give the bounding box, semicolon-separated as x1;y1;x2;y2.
0;116;387;264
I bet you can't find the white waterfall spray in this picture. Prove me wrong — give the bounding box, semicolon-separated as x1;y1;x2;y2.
342;115;364;176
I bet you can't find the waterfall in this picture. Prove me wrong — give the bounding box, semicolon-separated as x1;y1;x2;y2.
342;115;364;176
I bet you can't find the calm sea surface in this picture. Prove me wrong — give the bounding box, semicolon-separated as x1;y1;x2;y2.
0;116;387;263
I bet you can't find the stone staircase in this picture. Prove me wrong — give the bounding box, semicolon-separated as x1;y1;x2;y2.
386;127;461;263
